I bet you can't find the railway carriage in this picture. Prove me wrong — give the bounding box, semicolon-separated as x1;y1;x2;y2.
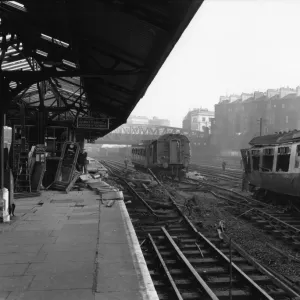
242;130;300;199
131;134;191;179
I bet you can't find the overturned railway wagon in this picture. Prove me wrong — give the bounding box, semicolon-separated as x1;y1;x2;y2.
131;134;191;179
242;130;300;198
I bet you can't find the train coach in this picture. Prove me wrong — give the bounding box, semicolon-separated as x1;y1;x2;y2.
242;130;300;200
131;134;191;179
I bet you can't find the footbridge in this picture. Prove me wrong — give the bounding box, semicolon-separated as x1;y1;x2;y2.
94;124;208;145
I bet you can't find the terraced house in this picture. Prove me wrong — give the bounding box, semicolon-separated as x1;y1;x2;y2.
212;87;300;155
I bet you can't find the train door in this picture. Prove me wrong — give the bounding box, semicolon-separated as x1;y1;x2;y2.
170;140;180;164
241;149;251;173
293;144;300;171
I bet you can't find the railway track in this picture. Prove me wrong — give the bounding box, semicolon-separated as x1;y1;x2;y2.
181;178;300;252
189;164;242;185
191;164;243;177
102;158;242;186
101;159;300;300
100;159;300;250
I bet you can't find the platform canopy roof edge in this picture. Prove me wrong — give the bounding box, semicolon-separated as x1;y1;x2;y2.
0;0;203;140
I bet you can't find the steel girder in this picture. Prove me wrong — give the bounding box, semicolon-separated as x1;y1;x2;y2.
95;124;206;144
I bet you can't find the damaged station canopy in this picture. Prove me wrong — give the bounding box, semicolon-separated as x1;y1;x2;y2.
0;0;204;142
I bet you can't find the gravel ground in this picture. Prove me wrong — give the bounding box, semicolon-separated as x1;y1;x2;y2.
107;167;300;284
166;182;300;284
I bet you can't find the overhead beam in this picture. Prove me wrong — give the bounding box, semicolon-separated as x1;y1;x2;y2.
3;68;146;82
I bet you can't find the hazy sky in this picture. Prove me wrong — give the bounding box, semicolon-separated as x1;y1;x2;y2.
131;0;300;127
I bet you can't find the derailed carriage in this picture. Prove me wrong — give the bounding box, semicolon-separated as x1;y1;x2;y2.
241;130;300;201
131;134;191;179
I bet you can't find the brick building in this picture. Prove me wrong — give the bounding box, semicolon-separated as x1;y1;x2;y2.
182;108;215;135
212;86;300;154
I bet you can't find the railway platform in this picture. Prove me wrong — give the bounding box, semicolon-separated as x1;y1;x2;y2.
0;188;158;300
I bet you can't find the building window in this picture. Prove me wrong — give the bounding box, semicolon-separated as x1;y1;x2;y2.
192;117;197;123
282;104;285;109
265;127;268;134
286;116;289;123
202;117;205;121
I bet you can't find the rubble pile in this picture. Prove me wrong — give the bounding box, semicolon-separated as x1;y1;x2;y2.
148;186;170;202
123;171;153;186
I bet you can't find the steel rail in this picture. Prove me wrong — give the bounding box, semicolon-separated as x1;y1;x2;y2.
211;190;300;236
196;229;275;299
190;163;243;175
101;161;158;216
185;177;284;211
254;208;300;234
192;169;241;182
148;233;183;300
102;159;135;172
100;158;300;299
161;226;219;300
223;233;300;299
191;164;242;177
151;176;300;299
176;211;300;299
122;157;300;243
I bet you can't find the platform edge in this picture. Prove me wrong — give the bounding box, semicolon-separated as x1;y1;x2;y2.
118;200;159;300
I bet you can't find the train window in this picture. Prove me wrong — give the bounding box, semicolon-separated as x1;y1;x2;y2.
276;146;291;172
262;148;274;172
295;145;300;168
251;149;260;171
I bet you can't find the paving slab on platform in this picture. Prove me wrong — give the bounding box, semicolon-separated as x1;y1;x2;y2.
0;188;158;300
